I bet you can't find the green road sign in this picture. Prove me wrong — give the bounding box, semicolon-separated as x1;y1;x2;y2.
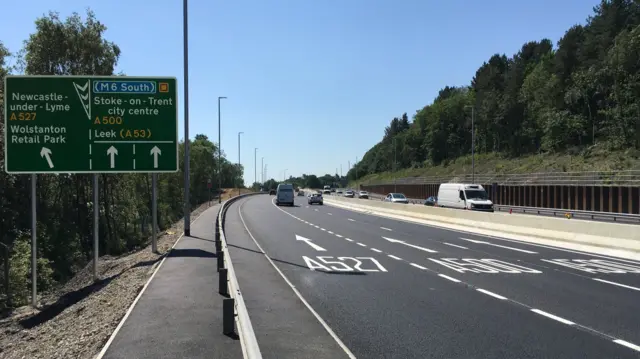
3;75;178;174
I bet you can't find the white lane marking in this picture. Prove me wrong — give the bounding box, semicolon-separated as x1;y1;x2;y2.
305;206;309;208
460;237;538;254
96;206;211;359
327;213;332;215
327;230;334;234
314;225;320;228
383;237;438;253
476;288;507;300
410;263;427;270
320;228;326;231
371;248;382;253
531;309;575;325
314;209;319;212
345;238;354;242
613;339;640;352
593;278;640;291
388;254;402;260
241;199;356;358
335;234;343;238
322;199;640;265
444;242;468;249
296;234;327;252
347;218;355;222
380;226;392;231
357;242;367;247
438;274;461;283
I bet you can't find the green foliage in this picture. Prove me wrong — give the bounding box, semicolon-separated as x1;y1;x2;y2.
0;10;244;308
349;0;640;184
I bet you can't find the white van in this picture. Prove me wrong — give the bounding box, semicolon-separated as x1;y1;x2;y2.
436;183;494;212
276;183;295;206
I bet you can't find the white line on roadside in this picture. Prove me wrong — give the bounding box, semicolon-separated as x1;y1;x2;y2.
613;339;640;352
327;213;332;215
327;230;334;234
438;274;461;283
410;263;427;270
380;226;392;231
388;254;402;260
345;238;354;242
320;228;326;231
531;309;575;325
592;278;640;291
371;248;382;253
476;288;507;300
357;242;367;247
444;242;468;249
335;234;343;238
347;218;355;222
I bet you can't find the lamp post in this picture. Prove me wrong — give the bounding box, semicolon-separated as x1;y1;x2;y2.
254;147;258;189
217;96;227;203
465;105;475;183
237;131;243;196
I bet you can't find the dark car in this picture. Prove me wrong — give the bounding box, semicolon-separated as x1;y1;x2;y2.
269;189;276;195
308;193;323;205
424;196;437;206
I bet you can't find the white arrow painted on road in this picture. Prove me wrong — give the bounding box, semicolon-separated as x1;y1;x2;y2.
460;238;538;254
150;146;161;168
107;146;118;168
40;147;54;168
383;237;438;253
296;234;326;252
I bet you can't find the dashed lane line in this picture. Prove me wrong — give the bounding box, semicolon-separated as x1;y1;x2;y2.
268;197;640;354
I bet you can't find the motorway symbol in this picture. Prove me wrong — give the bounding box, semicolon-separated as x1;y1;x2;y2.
150;146;161;168
460;238;538;254
4;75;178;174
383;237;438;253
303;256;388;272
541;259;640;274
39;147;53;168
107;146;118;168
296;234;326;252
428;258;542;274
73;80;91;119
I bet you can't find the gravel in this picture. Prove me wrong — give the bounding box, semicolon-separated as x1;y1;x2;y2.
0;201;217;359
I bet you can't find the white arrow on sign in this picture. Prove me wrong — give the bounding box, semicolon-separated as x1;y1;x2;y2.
460;238;538;254
383;237;438;253
107;146;118;168
150;146;161;168
296;234;326;252
40;147;54;168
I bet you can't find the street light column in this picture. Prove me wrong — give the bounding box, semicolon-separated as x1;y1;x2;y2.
237;132;243;197
217;96;227;203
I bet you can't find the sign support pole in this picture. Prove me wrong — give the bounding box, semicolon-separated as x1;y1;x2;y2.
152;173;158;253
31;174;37;307
93;174;99;282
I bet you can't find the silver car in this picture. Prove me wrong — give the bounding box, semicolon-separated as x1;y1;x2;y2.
384;193;409;204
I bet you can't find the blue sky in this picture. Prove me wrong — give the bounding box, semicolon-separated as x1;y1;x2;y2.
2;0;598;186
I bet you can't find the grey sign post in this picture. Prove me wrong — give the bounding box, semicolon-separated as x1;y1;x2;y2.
93;175;99;281
31;174;36;307
152;173;158;253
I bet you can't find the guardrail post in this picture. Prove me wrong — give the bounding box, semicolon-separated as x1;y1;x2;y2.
223;298;235;335
217;250;224;272
219;268;228;296
215;225;221;253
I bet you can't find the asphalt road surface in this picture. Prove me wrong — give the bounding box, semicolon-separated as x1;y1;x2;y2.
223;194;640;359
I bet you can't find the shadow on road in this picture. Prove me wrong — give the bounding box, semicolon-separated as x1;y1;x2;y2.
169;248;216;258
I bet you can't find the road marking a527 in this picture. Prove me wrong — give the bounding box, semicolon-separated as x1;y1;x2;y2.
428;258;542;274
303;256;388;272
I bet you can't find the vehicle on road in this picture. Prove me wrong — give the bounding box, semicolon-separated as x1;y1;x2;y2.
323;185;331;191
337;189;343;194
358;190;369;199
384;193;409;204
424;196;437;206
323;188;331;194
269;189;276;195
297;190;305;196
275;183;295;206
437;183;494;212
344;190;354;198
308;193;323;205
